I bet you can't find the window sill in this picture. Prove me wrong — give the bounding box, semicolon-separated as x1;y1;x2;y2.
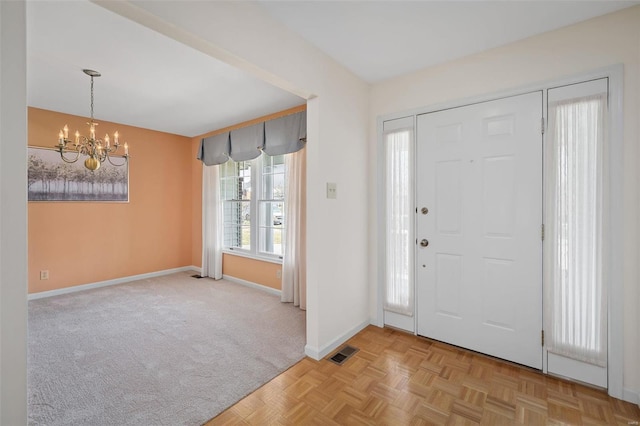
222;249;283;265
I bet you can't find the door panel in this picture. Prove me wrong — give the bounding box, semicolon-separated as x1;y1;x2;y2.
416;92;543;369
435;253;462;318
483;155;516;237
435;160;462;234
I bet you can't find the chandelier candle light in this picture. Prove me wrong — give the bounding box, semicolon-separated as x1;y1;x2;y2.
56;69;129;171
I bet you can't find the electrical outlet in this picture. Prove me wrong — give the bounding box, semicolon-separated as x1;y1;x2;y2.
276;270;282;279
40;270;49;280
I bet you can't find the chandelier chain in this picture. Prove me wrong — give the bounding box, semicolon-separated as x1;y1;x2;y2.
90;76;94;121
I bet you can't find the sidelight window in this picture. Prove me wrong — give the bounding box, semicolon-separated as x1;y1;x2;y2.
545;87;607;367
383;119;414;316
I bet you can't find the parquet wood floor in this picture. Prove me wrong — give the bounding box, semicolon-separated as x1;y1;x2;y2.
205;325;639;425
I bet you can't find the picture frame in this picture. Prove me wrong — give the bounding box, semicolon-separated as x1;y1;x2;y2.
28;146;129;202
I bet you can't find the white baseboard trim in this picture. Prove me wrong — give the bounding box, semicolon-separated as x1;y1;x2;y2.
305;320;370;361
622;388;640;406
28;266;201;300
221;274;281;297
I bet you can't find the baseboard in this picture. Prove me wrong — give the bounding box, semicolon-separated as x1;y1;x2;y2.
305;319;370;361
28;266;200;300
221;274;281;297
623;388;640;406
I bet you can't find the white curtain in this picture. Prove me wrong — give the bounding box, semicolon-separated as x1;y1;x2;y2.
384;129;413;316
544;93;607;367
281;147;306;309
201;164;223;279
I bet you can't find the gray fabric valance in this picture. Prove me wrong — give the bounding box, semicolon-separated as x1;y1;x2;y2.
198;132;230;166
229;123;264;162
198;110;307;166
264;111;306;156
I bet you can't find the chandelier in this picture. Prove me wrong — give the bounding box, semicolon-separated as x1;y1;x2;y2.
56;69;129;171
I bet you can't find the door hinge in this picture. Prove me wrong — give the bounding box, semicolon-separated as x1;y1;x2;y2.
541;330;545;346
541;224;545;241
541;117;545;135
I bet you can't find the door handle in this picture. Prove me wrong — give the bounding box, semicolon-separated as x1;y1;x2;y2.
420;239;429;247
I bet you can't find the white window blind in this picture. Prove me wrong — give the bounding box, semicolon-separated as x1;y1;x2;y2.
544;91;607;367
384;118;414;316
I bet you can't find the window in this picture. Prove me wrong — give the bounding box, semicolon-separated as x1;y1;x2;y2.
259;154;285;256
220;154;286;260
383;117;414;316
545;81;607;368
220;160;252;251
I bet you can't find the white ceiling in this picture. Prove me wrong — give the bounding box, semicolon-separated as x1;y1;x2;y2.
26;0;304;137
27;1;639;137
258;1;639;83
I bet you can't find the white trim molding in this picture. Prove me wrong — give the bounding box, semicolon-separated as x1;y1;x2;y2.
28;266;201;300
222;274;281;297
304;320;370;361
223;250;283;265
622;388;640;406
191;265;203;277
384;310;415;333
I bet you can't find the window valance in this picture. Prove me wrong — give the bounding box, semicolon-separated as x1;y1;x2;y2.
229;123;264;162
198;110;306;166
264;111;306;156
198;132;230;166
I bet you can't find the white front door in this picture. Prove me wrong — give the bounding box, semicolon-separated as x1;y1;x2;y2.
416;92;543;369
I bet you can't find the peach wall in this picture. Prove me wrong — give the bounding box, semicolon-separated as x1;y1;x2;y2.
28;107;193;293
190;104;306;291
191;135;203;268
222;254;282;290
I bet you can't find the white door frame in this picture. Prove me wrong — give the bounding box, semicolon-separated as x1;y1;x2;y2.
376;64;624;401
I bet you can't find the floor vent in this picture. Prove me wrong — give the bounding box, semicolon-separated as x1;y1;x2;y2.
191;274;205;279
328;345;359;365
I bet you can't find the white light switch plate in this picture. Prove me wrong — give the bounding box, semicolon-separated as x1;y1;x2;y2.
326;182;337;199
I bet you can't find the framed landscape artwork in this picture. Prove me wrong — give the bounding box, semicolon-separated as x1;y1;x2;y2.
28;146;129;202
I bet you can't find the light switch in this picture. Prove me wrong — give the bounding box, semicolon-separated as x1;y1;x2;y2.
326;182;337;199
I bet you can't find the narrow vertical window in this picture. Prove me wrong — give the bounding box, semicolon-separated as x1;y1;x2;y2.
220;160;252;251
384;126;414;316
545;93;607;366
259;154;285;257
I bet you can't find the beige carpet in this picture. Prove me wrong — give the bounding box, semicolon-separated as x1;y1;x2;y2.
28;272;306;425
